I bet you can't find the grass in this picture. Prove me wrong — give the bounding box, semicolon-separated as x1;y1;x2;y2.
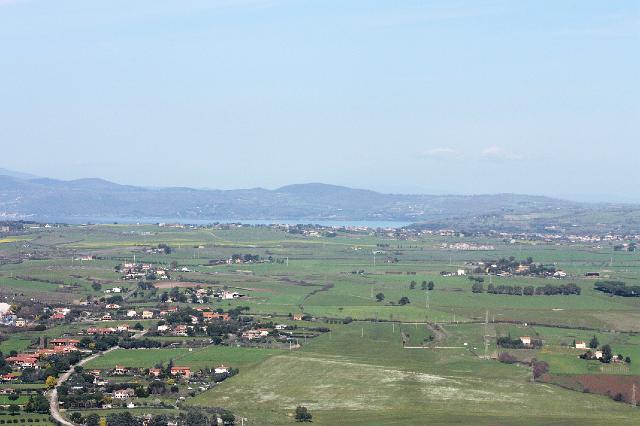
190;322;640;425
3;224;640;424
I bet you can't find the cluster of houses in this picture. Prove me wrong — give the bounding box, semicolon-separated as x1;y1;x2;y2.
0;302;28;327
117;262;169;281
83;364;232;402
3;338;86;377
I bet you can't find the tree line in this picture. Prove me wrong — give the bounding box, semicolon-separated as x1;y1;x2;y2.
472;282;581;296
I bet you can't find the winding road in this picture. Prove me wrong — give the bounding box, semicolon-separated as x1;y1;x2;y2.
48;330;145;425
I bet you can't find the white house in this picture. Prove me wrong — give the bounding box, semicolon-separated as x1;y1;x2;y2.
457;269;466;276
520;336;531;346
113;388;135;399
214;365;229;374
575;341;587;350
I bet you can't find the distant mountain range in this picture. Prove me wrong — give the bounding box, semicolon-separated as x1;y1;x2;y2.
1;168;639;233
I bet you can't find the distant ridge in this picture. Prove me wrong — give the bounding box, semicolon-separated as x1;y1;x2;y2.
0;167;39;180
0;169;638;233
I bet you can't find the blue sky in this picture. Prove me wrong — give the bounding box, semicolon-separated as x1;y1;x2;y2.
0;0;638;202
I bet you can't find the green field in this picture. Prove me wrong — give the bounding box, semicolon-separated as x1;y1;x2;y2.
1;224;639;424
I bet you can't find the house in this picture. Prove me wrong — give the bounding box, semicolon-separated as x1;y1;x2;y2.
142;311;154;319
575;341;587;350
174;325;188;336
101;314;112;321
35;349;57;358
117;324;130;332
51;313;66;320
520;336;531;346
149;368;162;377
87;327;116;335
114;365;128;375
0;373;18;382
111;287;122;293
221;291;240;300
50;338;80;347
275;324;288;330
105;304;121;310
6;356;38;369
242;329;270;340
14;318;26;328
292;314;303;321
113;388;135;399
214;365;229;374
203;312;230;321
456;269;466;276
170;366;191;378
126;310;138;318
53;345;79;354
594;350;603;359
157;324;170;332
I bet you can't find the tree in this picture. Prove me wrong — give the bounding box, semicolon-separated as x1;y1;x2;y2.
625;356;631;364
85;413;101;426
375;293;385;302
8;404;19;415
398;296;410;305
427;281;434;291
106;412;141;426
421;281;427;290
148;415;168;426
45;375;57;389
601;344;613;363
589;335;599;349
70;412;83;423
220;411;235;425
184;409;209;426
295;406;312;422
409;281;416;289
24;394;49;414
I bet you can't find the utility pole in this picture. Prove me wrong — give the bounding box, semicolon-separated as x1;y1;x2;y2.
484;309;489;359
632;383;637;407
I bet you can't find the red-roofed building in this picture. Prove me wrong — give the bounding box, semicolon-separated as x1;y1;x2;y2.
6;356;38;369
170;366;191;378
203;312;230;321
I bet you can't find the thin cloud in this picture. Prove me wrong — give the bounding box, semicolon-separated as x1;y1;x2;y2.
480;145;524;161
421;147;463;158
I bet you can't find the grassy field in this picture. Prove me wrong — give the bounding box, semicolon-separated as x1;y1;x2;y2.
1;224;640;424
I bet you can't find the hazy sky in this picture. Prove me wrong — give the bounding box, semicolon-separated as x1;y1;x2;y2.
1;1;638;202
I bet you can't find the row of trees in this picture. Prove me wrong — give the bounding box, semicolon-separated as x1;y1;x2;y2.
594;280;640;297
472;283;581;296
408;280;434;291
